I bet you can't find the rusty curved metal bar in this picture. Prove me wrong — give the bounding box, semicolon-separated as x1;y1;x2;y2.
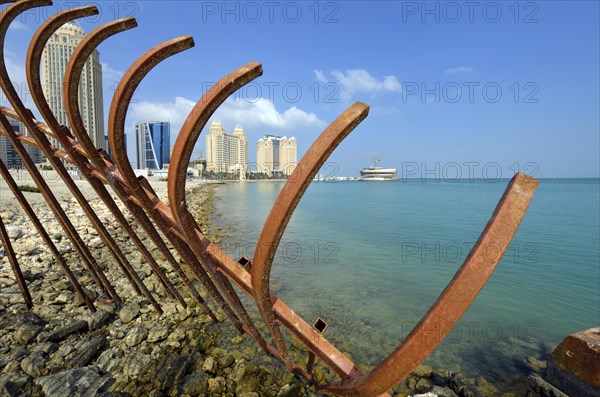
250;101;370;367
322;172;538;396
24;10;190;314
0;0;119;302
166;62;277;357
0;5;542;396
108;36;194;208
2;2;159;309
105;35;261;331
57;16;215;311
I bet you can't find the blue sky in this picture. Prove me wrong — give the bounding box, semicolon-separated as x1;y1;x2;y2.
3;1;599;178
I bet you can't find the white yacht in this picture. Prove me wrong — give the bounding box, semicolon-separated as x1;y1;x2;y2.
359;158;398;181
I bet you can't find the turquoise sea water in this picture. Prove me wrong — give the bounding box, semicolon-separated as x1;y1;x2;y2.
209;178;600;390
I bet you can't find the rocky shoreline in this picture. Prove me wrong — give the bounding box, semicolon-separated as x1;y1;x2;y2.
0;180;551;396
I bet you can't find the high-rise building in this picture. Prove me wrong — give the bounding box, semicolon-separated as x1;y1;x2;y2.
0;118;45;168
41;21;104;150
256;134;297;176
135;121;170;170
205;119;248;173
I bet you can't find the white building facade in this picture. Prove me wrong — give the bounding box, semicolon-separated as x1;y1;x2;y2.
205;120;248;173
256;135;297;176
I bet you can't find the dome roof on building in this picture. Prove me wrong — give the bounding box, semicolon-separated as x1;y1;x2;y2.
60;21;85;35
232;125;244;135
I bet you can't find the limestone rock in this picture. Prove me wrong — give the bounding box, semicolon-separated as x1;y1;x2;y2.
13;323;43;345
207;376;226;394
118;303;140;324
124;327;147;347
35;366;113;397
147;326;169;343
202;356;218;375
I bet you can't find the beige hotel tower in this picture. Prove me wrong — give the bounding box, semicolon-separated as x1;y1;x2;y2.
205;119;249;174
41;21;104;150
257;135;297;176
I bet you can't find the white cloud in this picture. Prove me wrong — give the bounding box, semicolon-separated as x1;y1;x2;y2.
101;62;124;82
129;96;324;142
8;21;26;31
444;66;474;74
314;69;327;83
5;55;26;85
130;97;196;135
317;69;402;100
214;98;325;132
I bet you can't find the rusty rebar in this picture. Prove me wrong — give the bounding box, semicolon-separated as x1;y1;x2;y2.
0;212;33;309
0;0;119;303
0;152;95;311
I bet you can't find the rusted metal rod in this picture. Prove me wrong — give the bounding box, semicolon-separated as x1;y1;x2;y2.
0;0;119;303
0;155;95;312
0;212;33;309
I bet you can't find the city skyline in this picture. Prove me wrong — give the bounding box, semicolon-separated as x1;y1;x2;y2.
4;2;598;178
0;117;45;168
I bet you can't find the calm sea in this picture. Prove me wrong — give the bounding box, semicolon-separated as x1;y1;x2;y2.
209;178;600;389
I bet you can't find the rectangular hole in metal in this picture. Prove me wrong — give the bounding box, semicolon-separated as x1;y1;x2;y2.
238;256;251;271
313;317;327;334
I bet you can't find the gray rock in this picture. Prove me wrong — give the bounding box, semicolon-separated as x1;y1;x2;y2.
118;303;140;324
21;351;46;377
122;352;152;378
31;341;59;355
55;290;74;304
81;311;111;331
35;365;113;397
449;373;483;397
170;372;209;396
5;226;22;240
431;386;459;397
146;353;191;391
0;371;31;397
18;312;46;327
13;323;43;345
95;348;123;373
527;374;569;397
68;335;109;368
40;320;88;343
124;327;147;347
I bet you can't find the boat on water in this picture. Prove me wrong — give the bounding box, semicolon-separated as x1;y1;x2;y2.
359;158;398;181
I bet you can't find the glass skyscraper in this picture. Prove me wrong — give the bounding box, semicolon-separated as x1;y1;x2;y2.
135;121;170;170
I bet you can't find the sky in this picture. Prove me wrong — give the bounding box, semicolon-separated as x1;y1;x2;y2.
3;0;599;178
